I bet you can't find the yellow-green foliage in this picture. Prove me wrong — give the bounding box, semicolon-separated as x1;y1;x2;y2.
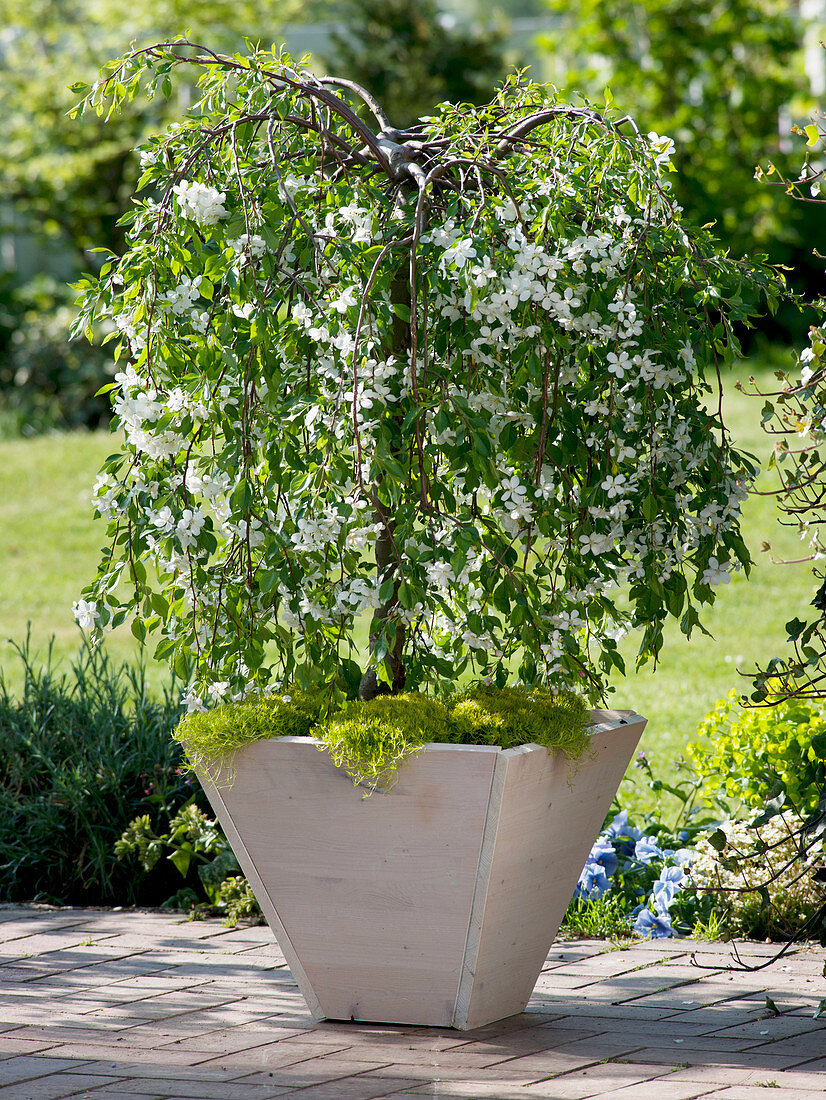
317;693;453;790
174;683;589;792
316;685;589;791
174;691;319;783
450;685;589;754
688;687;826;815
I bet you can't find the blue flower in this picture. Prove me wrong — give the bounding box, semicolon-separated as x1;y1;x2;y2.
652;878;680;908
634;835;664;864
643;864;687;915
633;903;673;938
575;860;611;901
603;811;643;856
659;864;687;885
589;837;619;878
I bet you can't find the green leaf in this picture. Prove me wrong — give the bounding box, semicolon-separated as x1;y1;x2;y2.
391;303;411;322
151;594;169;618
230;477;252;513
153;638;175;661
708;828;727;852
786;617;807;641
763;994;782;1017
642;493;658;523
493;582;512;615
814;999;826;1019
664;574;686;618
397;580;414;610
750;791;786;828
169;847;192;877
472;433;491;457
337;658;363;699
805;124;820;148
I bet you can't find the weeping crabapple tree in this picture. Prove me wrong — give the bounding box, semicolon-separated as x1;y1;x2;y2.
70;40;782;712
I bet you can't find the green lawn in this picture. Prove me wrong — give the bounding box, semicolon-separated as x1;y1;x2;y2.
0;430;171;696
0;355;813;782
613;360;812;784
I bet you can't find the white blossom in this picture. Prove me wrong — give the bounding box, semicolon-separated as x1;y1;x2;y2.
701;557;732;586
173;180;229;225
73;599;99;631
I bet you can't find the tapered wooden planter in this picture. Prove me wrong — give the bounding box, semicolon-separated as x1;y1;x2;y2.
197;708;645;1030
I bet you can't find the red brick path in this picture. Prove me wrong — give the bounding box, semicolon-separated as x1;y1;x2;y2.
0;906;823;1099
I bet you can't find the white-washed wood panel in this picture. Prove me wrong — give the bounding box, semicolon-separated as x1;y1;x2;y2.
457;711;646;1029
197;713;645;1030
199;739;500;1026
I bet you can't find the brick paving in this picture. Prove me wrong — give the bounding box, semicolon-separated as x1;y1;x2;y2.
0;905;823;1099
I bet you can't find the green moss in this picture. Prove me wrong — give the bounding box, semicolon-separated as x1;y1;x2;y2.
449;685;589;756
317;692;454;790
174;683;590;792
174;690;320;783
317;685;590;791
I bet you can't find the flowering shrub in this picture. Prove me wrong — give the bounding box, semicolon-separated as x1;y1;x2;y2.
688;687;826;944
569;719;826;942
70;41;781;708
689;815;825;940
573;809;697;938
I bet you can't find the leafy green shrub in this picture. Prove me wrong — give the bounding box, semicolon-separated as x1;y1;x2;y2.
683;693;826;941
688;688;826;815
0;638;197;905
214;876;262;926
0;277;113;435
115;803;263;925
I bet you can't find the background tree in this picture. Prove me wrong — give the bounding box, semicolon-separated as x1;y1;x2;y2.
322;0;510;129
541;0;825;334
0;0;311;430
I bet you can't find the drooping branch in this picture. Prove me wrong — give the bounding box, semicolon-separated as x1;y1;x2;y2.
493;106;633;159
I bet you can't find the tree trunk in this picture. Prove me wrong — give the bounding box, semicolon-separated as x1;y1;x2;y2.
358;263;410;700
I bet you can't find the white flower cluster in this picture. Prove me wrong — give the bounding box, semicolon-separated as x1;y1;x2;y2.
162;276;202;315
172;180;229;226
689;816;824;935
230;234;267;258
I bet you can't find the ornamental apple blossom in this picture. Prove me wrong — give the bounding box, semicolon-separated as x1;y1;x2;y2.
71;42;783;708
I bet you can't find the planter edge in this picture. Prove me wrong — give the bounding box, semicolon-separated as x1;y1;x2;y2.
200;774;325;1020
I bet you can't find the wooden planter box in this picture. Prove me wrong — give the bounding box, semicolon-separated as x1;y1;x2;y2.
197;708;645;1030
